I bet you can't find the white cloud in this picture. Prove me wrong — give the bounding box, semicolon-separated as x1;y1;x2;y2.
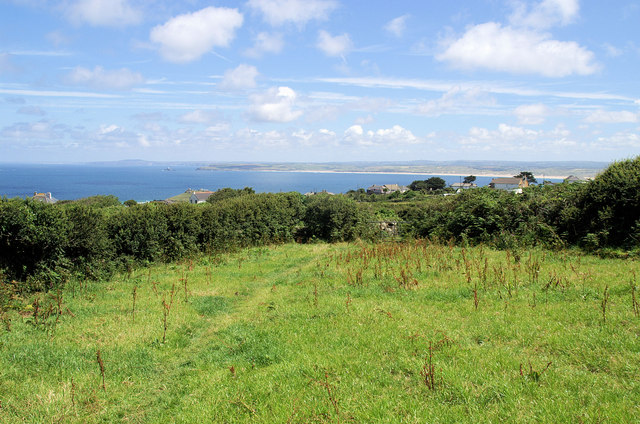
509;0;579;30
384;15;409;37
317;30;353;58
219;64;259;90
249;86;303;123
247;0;336;27
417;87;495;116
236;128;291;148
514;103;549;125
137;134;151;147
461;123;575;151
603;43;623;58
317;76;635;102
584;110;639;124
354;115;374;125
437;22;598;77
245;32;284;58
343;124;419;146
66;0;141;27
65;66;144;90
179;110;221;124
593;131;640;149
150;7;243;63
1;120;67;141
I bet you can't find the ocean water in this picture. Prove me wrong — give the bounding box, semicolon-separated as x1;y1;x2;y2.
0;164;532;202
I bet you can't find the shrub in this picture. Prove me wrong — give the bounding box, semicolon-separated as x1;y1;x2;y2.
0;198;69;289
577;156;640;247
301;194;374;242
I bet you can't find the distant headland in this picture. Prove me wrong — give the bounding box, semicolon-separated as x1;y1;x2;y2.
85;159;608;179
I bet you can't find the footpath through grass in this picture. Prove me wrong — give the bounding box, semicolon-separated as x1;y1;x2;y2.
1;241;639;423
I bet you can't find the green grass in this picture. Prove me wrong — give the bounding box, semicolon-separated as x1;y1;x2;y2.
1;242;639;422
166;191;193;203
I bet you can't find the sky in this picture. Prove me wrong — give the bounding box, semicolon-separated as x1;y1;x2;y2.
0;0;639;163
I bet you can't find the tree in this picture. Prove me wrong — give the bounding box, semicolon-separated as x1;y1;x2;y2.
124;199;137;207
206;187;255;204
514;171;537;184
409;177;446;192
463;175;476;184
575;156;640;247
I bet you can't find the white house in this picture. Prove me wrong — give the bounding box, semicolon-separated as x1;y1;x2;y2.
32;192;58;204
366;184;409;195
189;191;215;204
489;177;529;191
451;182;477;191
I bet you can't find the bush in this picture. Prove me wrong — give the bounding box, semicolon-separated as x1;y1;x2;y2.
200;192;305;251
301;194;374;242
576;156;640;247
108;204;168;262
0;198;69;290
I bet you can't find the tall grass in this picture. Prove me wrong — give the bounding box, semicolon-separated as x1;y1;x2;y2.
0;241;638;422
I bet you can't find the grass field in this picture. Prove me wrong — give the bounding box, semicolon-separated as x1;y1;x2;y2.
1;241;639;423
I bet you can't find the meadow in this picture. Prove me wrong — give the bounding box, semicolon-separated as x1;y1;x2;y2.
1;241;638;423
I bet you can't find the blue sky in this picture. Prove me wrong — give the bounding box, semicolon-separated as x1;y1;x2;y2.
1;0;639;163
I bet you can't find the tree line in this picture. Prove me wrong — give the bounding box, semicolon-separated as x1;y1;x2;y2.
1;156;639;292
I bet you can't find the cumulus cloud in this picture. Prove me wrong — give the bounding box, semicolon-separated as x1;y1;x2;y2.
510;0;579;30
65;66;144;90
249;86;303;123
437;22;598;77
244;32;284;58
384;15;409;37
593;131;640;149
219;64;259;90
150;7;243;63
584;110;639;124
66;0;141;27
317;30;353;58
247;0;336;27
514;103;550;125
461;123;575;151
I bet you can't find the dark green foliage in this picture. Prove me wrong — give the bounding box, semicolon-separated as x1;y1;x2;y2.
64;203;112;278
206;187;255;203
161;203;202;260
514;171;537;184
463;175;476;184
72;195;121;208
0;198;69;290
576;157;640;247
123;199;137;207
301;194;374;242
201;192;305;250
108;204;168;262
2;156;640;295
410;177;447;192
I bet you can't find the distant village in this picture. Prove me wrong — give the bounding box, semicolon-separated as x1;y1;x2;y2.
31;175;587;205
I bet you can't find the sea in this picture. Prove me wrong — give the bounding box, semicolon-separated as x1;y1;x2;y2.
0;163;551;202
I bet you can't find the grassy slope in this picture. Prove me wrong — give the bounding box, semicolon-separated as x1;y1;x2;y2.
1;242;639;423
166;191;192;203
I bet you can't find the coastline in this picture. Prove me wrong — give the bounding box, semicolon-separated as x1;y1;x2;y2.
197;168;573;180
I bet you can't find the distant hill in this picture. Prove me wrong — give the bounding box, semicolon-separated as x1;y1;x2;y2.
195;160;608;179
81;159;608;179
